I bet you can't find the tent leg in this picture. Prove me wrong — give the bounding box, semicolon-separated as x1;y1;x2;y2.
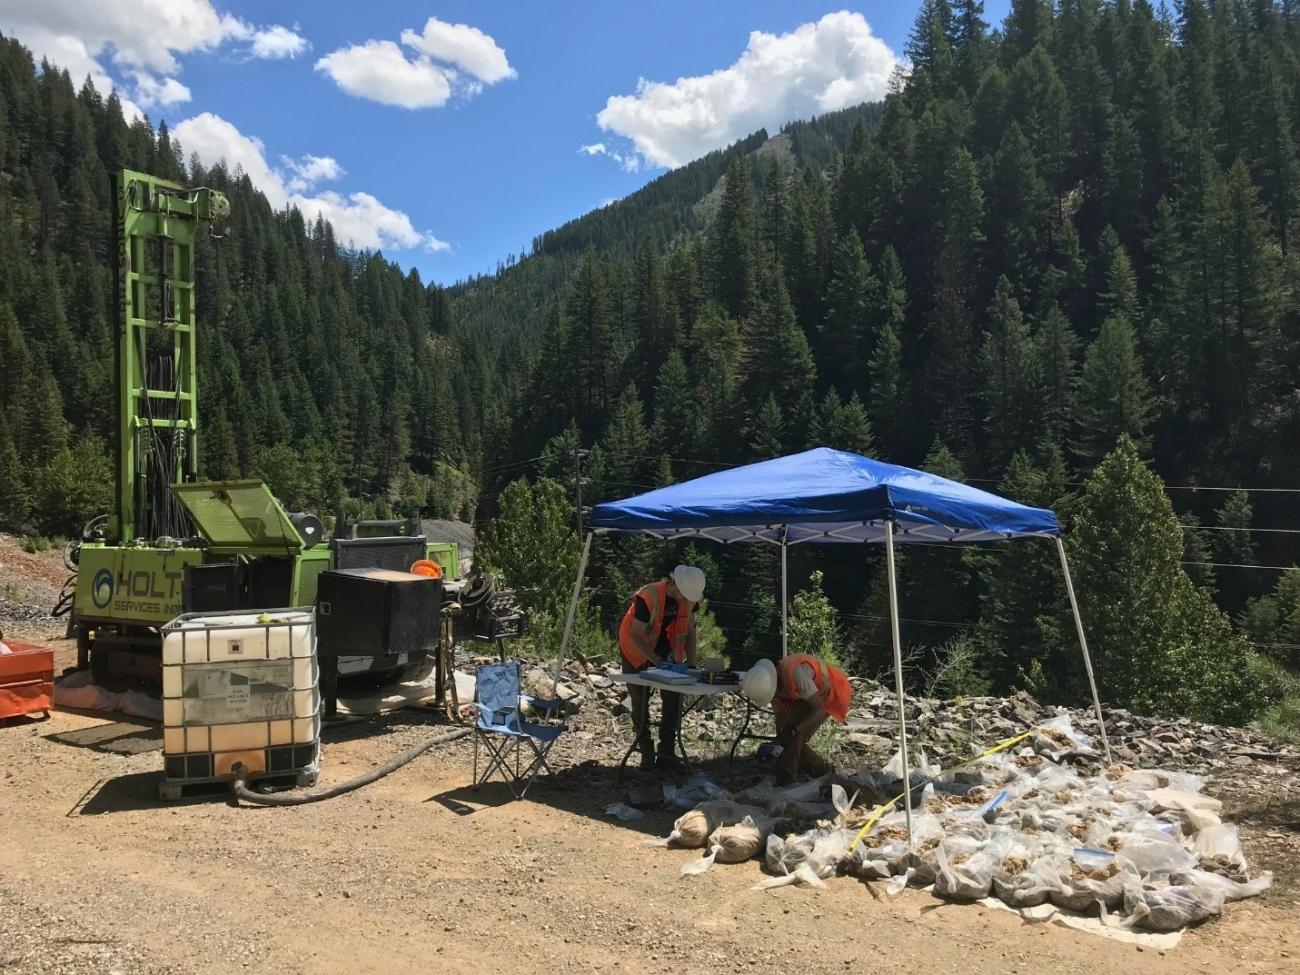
1055;537;1112;765
552;532;594;698
780;528;789;657
884;520;913;844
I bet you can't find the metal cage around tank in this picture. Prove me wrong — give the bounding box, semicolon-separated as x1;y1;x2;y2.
159;608;319;799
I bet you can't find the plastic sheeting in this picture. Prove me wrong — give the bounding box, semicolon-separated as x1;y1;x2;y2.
644;715;1272;937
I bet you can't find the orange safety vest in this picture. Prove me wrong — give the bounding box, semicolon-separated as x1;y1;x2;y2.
618;580;693;668
774;653;852;723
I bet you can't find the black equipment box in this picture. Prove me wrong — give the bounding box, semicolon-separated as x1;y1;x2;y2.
316;567;441;658
332;535;427;573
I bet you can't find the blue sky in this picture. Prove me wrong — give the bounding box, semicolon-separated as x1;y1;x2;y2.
2;1;1010;285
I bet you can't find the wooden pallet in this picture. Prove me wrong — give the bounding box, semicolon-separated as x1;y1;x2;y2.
157;767;317;802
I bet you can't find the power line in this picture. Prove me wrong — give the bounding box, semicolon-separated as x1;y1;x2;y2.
964;476;1300;495
1181;561;1300;571
1179;524;1300;535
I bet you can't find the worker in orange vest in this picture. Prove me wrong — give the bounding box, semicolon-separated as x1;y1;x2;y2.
742;653;852;784
618;565;705;771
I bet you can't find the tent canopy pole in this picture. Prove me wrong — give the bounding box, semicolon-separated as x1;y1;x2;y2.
780;526;789;657
1055;537;1112;765
552;531;594;697
884;519;913;843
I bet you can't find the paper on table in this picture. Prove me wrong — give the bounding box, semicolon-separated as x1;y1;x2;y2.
641;670;698;685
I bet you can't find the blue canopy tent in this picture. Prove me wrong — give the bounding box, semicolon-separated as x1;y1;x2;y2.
555;448;1110;836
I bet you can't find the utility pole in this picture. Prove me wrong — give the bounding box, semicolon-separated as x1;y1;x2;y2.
573;442;590;544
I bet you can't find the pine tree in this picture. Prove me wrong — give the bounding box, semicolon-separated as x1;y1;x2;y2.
1035;304;1079;447
819;230;874;395
975;450;1069;692
601;386;651;488
1004;0;1055;64
986;123;1049;289
710;155;760;318
907;0;957;102
1067;437;1271;723
1007;44;1071;193
952;0;991;93
476;477;580;621
744;273;816;411
748;395;785;460
1096;226;1140;327
1212;489;1255;567
812;390;874;455
866;316;907;460
691;303;745;464
629;239;678;399
1180;512;1216;594
979;276;1043;469
1073;315;1153;465
0;412;32;529
652;349;696;459
21;367;69;465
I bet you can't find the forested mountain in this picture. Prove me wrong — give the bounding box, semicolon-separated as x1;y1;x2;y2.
0;34;485;532
2;3;1299;724
469;0;1300;723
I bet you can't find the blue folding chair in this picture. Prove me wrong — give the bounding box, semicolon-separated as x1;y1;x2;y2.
472;661;566;799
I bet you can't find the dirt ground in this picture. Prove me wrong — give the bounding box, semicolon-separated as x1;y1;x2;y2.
2;532;1298;975
0;634;1295;975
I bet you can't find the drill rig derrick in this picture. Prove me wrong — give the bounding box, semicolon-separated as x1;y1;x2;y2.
68;171;228;683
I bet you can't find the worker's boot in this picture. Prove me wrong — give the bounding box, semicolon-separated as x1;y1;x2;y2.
637;734;656;771
656;744;686;773
800;747;832;778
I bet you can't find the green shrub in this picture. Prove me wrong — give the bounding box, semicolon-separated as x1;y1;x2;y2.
930;633;993;698
789;570;844;669
33;437;112;538
477;477;581;621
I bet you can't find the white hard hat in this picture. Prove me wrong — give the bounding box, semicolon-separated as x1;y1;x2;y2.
741;658;777;707
672;564;705;603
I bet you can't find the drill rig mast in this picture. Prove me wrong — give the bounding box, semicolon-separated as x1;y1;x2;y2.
69;172;227;682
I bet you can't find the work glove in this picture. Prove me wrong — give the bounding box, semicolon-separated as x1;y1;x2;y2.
670;662;689;674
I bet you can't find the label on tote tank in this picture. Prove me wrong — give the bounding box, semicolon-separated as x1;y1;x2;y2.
181;660;294;725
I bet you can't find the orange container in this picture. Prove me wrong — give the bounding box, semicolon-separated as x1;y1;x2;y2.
0;641;55;720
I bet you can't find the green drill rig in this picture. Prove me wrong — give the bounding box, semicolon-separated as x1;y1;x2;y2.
67;171;460;687
69;171;227;683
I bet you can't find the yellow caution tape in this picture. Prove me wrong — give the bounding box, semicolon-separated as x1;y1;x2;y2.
846;727;1038;854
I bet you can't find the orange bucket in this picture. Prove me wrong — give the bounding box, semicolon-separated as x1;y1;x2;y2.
409;558;444;579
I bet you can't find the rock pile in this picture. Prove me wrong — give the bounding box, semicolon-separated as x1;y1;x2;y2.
507;654;1298;777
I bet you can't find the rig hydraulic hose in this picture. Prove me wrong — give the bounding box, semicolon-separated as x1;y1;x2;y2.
230;726;472;806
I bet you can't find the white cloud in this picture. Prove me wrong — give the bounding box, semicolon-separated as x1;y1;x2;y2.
296;190;435;252
174;113;284;201
318;17;513;108
133;72;191;108
282;154;345;193
314;40;451;109
400;17;514;83
577;142;639;173
594;10;898;169
0;1;306;121
174;112;449;254
249;25;307;60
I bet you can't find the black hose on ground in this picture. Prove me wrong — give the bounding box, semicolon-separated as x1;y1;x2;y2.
229;726;472;806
